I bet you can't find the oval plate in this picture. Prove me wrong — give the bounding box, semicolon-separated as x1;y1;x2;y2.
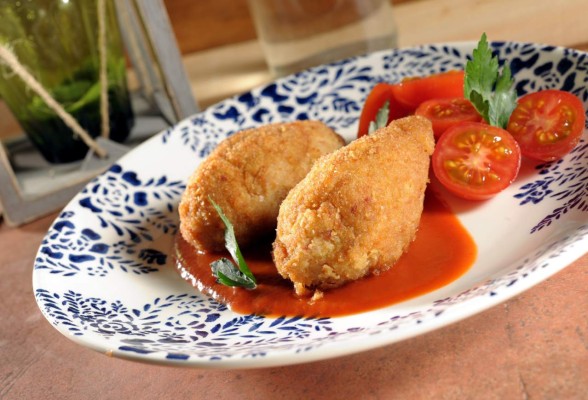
33;41;588;368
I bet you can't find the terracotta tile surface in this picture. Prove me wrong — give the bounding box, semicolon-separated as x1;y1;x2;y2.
1;213;587;400
2;1;588;398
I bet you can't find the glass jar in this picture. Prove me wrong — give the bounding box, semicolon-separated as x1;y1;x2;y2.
0;0;134;163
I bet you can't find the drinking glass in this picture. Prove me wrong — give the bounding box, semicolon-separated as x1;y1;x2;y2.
247;0;398;77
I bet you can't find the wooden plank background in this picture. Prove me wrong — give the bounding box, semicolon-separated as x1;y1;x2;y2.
163;0;588;107
1;0;587;139
163;0;588;54
162;0;415;54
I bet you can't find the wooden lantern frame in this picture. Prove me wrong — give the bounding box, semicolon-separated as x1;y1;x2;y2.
0;0;198;226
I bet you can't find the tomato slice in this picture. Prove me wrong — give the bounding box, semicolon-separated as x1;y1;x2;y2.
390;70;465;112
507;89;586;162
432;122;521;201
415;97;483;139
357;83;412;137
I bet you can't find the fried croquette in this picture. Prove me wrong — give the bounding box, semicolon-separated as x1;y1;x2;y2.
179;120;345;252
272;116;435;295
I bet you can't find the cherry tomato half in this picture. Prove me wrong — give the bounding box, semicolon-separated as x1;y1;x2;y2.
415;97;483;139
390;70;465;112
507;89;586;162
432;122;521;201
357;83;412;137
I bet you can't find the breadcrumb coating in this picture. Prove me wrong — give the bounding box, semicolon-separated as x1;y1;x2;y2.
273;116;435;295
179;120;345;252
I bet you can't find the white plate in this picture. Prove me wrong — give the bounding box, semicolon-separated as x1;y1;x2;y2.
33;41;588;368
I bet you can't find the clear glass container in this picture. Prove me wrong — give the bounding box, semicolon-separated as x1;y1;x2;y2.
248;0;398;77
0;0;134;163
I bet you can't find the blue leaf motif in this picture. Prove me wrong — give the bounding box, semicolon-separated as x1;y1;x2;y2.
205;313;221;323
81;228;101;241
122;172;141;186
69;254;95;263
514;139;587;233
213;105;240;121
41;247;63;259
79;197;102;213
134;192;148;206
261;83;288;102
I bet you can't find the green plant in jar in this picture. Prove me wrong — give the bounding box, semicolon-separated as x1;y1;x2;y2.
0;0;133;163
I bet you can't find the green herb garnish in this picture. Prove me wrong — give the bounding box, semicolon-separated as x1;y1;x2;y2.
210;258;257;289
464;33;517;128
209;197;257;289
368;100;390;134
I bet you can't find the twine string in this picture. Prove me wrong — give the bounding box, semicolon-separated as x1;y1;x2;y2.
97;0;110;139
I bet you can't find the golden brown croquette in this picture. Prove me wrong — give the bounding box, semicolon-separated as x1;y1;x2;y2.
273;116;435;295
179;120;345;252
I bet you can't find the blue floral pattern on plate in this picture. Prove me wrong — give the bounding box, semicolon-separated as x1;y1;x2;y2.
33;42;588;368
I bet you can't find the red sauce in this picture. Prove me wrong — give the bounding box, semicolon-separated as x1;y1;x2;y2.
174;190;477;317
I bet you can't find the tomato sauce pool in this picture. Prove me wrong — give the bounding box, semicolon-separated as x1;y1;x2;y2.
174;190;477;317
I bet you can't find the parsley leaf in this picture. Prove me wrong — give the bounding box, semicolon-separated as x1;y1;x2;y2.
210;258;257;289
488;64;517;128
368;100;389;134
464;33;517;128
209;197;257;289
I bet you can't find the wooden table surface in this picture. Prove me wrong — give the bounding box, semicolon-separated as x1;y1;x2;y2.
2;0;588;399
